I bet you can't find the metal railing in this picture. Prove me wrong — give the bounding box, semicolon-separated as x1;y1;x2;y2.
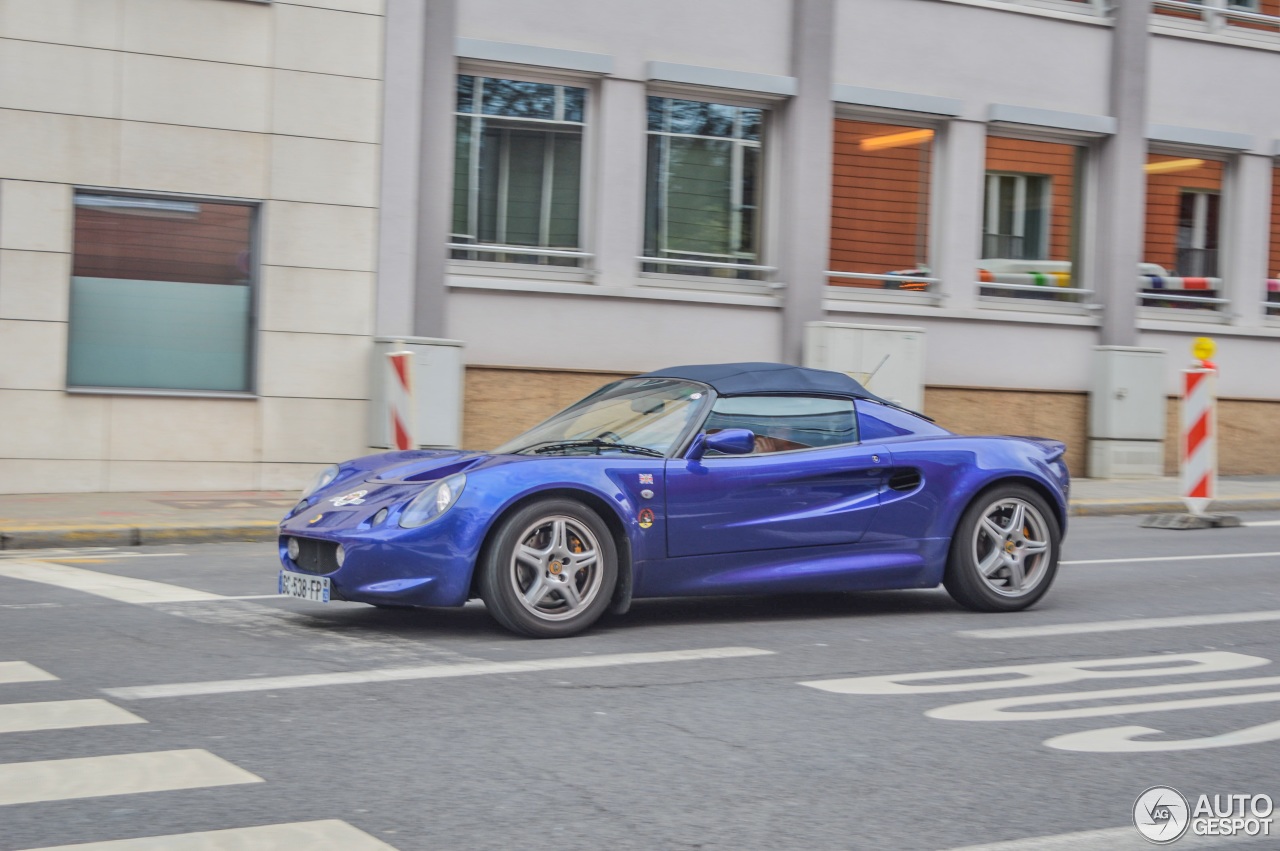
979;281;1095;297
448;242;594;261
1152;0;1280;32
637;256;775;283
1138;291;1230;307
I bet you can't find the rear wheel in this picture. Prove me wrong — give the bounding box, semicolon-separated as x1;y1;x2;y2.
478;499;617;638
943;484;1060;612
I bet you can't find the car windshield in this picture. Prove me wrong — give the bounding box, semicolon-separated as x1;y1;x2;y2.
495;378;710;457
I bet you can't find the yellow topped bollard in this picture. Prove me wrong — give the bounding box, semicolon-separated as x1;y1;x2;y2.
1192;336;1216;369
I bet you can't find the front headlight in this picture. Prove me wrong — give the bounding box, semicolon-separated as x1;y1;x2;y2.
301;464;340;499
399;473;466;528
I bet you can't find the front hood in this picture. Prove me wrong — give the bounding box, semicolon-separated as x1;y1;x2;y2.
362;450;541;483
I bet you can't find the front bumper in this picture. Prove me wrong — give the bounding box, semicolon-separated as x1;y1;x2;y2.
277;488;485;608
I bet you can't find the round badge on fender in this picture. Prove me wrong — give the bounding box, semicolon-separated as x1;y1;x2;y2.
638;508;655;529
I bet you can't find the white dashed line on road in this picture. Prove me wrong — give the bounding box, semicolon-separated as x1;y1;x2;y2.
960;609;1280;639
1063;550;1280;566
104;646;776;700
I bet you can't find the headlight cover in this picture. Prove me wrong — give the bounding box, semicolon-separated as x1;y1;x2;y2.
400;473;466;528
301;464;340;499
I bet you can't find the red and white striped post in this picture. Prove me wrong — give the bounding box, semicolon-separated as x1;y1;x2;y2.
386;343;415;451
1181;337;1218;516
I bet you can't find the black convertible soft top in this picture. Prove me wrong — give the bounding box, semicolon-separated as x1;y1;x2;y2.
638;362;893;403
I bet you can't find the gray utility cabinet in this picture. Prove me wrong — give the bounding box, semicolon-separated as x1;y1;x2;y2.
1089;346;1166;478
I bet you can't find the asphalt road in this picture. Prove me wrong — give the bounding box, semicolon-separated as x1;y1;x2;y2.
1;512;1279;850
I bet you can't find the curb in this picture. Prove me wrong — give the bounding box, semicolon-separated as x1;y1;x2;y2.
0;522;278;551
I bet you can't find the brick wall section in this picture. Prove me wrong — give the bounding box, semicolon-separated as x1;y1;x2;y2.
1143;156;1222;272
1163;396;1279;476
924;386;1088;477
984;137;1076;262
463;366;636;450
829;120;931;282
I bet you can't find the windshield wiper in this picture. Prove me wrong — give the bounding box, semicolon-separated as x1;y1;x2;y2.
526;439;664;458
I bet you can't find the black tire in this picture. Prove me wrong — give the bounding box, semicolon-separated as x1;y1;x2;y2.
478;498;618;638
943;483;1061;613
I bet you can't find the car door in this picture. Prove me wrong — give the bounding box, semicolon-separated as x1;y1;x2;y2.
663;395;890;558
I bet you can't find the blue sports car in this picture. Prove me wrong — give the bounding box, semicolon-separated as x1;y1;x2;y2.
277;363;1069;637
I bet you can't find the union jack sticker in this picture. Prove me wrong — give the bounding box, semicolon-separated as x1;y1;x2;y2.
639;473;654;485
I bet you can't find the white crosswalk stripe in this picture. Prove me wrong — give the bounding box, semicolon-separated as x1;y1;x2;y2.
12;819;400;850
0;700;145;734
0;749;262;806
0;661;58;684
0;560;222;604
0;662;401;849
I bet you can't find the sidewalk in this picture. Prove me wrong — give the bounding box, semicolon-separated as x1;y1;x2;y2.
1;479;1278;550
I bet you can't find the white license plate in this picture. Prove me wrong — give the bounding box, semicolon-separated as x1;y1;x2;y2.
279;570;330;603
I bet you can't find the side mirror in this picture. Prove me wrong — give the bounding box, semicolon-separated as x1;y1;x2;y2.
687;428;754;461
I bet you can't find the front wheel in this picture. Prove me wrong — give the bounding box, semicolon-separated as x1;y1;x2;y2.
943;484;1060;613
478;499;618;638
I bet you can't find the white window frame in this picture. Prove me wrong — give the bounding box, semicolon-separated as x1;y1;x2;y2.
638;86;779;294
448;65;597;279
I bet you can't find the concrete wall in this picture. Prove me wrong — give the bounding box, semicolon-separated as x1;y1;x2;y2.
0;0;385;494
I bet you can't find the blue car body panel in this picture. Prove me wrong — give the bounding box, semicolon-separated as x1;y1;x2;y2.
277;422;1069;611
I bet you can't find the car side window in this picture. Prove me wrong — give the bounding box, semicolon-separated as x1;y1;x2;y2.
702;396;858;455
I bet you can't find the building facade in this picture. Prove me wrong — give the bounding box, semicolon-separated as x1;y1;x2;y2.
0;0;383;492
1;0;1279;494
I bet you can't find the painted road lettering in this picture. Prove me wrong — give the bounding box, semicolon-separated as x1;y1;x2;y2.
802;651;1280;753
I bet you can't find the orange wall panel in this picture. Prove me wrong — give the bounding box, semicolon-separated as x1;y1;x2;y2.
1270;167;1280;279
829;120;932;284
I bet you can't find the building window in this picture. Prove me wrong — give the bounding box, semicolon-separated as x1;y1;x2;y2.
984;173;1050;261
1176;190;1220;277
643;96;764;280
978;136;1085;304
827;120;933;293
451;75;587;267
67;193;256;393
1268;164;1280;318
1142;153;1225;310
